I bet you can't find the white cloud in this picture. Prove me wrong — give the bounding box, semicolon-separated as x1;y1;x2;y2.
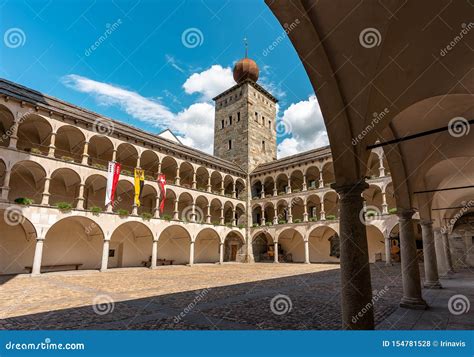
277;94;328;158
182;65;235;101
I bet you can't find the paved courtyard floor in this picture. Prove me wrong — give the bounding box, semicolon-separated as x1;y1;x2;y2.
0;263;471;330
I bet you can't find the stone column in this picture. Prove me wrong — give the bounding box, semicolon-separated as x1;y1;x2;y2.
273;206;278;225
112;149;117;162
274;241;279;263
192;171;197;190
260;206;265;225
273;181;277;196
442;231;454;273
8;121;19;149
154;196;160;218
41;176;51;206
206;205;211;224
150;239;158;269
304;240;310;264
173;199;179;220
31;237;45;276
261;183;265;199
287;177;292;194
398;209;427;309
385;235;392;266
333;180;374;329
157;162;162;175
219;242;224;264
220;180;225;195
100;239;110;272
48;131;56;157
302;174;307;191
303;201;308;222
1;168;11;201
232;182;236;198
319;171;324;188
220;207;224;225
189;241;195;266
175;167;180;185
136;155;141;169
76;183;85;210
206;176;212;193
81;141;89;165
191;203;196;222
320;201;326;221
420;220;441;288
379;156;385;177
381;192;388;214
287;204;293;223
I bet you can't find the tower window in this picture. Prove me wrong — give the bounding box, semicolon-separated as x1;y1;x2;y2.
268;120;271;128
255;112;258;121
221;120;224;129
229;115;232;125
262;116;265;125
262;140;266;152
228;140;232;150
237;112;240;122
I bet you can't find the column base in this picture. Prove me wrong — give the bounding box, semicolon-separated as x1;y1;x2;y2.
304;261;311;264
99;269;108;272
399;297;428;310
424;281;442;289
385;262;393;266
30;273;41;277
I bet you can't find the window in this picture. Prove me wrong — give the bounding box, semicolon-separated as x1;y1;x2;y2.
229;115;232;125
262;140;266;152
228;140;232;150
255;112;258;121
237;112;240;122
268;120;271;128
262;116;265;125
221;120;224;129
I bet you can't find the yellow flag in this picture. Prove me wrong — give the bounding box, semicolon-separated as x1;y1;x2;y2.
134;169;145;207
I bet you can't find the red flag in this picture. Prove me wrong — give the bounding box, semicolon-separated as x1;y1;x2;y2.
158;173;166;213
105;162;121;206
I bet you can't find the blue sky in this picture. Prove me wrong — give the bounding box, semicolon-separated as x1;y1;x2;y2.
0;0;328;156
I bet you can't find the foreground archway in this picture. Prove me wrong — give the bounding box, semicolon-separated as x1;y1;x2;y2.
194;228;220;263
109;221;153;268
307;226;340;263
157;225;191;265
224;231;245;262
277;228;305;263
252;231;273;262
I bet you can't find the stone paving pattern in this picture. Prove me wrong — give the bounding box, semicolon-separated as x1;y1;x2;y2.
0;263;418;330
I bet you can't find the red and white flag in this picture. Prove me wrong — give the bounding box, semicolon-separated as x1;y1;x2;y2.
105;161;121;206
157;173;166;213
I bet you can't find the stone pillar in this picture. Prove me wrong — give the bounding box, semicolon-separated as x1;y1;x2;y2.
48;131;56;157
192;171;197;190
320;201;326;221
100;239;110;272
260;206;265;225
274;241;279;263
385;235;392;266
31;237;45;276
287;204;293;223
232;182;236;198
191;203;196;222
442;231;454;273
8;121;19;149
76;183;85;210
379;156;385;177
261;183;265;199
175;167;180;185
304;240;310;264
420;220;441;288
189;241;195;266
319;171;324;188
206;205;211;224
220;207;224;225
136;155;141;169
81;141;89;165
220;180;225;195
219;242;224;264
173;199;179;220
273;206;278;225
398;209;427;309
132;204;138;216
303;201;308;222
1;168;11;201
287;177;292;194
206;176;212;193
41;176;51;206
154;196;160;218
150;239;158;269
302;174;307;191
333;180;374;329
157;162;162;175
112;149;117;162
273;181;277;196
381;192;388;214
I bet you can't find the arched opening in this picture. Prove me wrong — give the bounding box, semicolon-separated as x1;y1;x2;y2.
16;114;52;155
137;184;156;215
88;135;114;169
223;175;234;197
43;216;103;271
0;105;15;147
252;205;262;225
305;166;320;190
157;225;191;265
108;221;153;268
195;167;209;191
306;194;321;221
276;199;289;223
223;201;234;225
162;188;177;220
49;168;81;208
276;173;289;194
308;226;340;263
449;212;474;270
224;231;245;262
84;174;107;211
114;180;134;214
252;231;274;262
278;228;305;262
178;192;194;222
210;198;222;224
385;182;396;213
264;202;275;225
116;143;138;176
235;178;246;199
179;162;194;188
140;150;159;180
161;156;178;184
0;159;5;188
323;191;339;220
290;170;304;192
195;195;209;223
235;203;245;226
0;210;36;275
8;161;46;204
366;225;385;263
210;171;222;194
54;125;85;163
263;176;274;197
194;228;220;263
366;152;381;178
321;162;335;188
363;185;383;214
290;196;304;223
251;179;262;199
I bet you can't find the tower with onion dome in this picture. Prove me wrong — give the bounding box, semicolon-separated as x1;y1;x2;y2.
213;50;278;173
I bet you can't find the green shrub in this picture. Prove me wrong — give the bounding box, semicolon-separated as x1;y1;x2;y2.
294;218;301;223
90;206;102;215
226;223;233;228
278;220;286;225
145;175;155;181
61;156;74;162
252;223;259;227
30;147;42;155
55;202;73;213
252;196;260;200
278;191;285;196
309;217;317;222
141;212;153;221
388;207;397;214
212;221;220;226
293;189;301;193
14;197;34;205
116;209;129;217
265;221;272;226
238;224;245;229
121;169;132;176
162;214;172;221
326;214;336;220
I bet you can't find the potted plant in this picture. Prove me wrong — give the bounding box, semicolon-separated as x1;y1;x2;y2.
55;202;73;213
90;206;102;215
14;197;34;206
162;214;172;221
116;209;129;218
141;212;153;221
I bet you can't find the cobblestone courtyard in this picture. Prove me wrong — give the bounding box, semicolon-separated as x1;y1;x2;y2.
0;263;409;330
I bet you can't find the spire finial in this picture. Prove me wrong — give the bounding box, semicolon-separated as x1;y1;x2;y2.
243;37;248;58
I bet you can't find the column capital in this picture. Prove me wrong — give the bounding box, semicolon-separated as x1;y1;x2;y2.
397;208;416;220
331;179;368;197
